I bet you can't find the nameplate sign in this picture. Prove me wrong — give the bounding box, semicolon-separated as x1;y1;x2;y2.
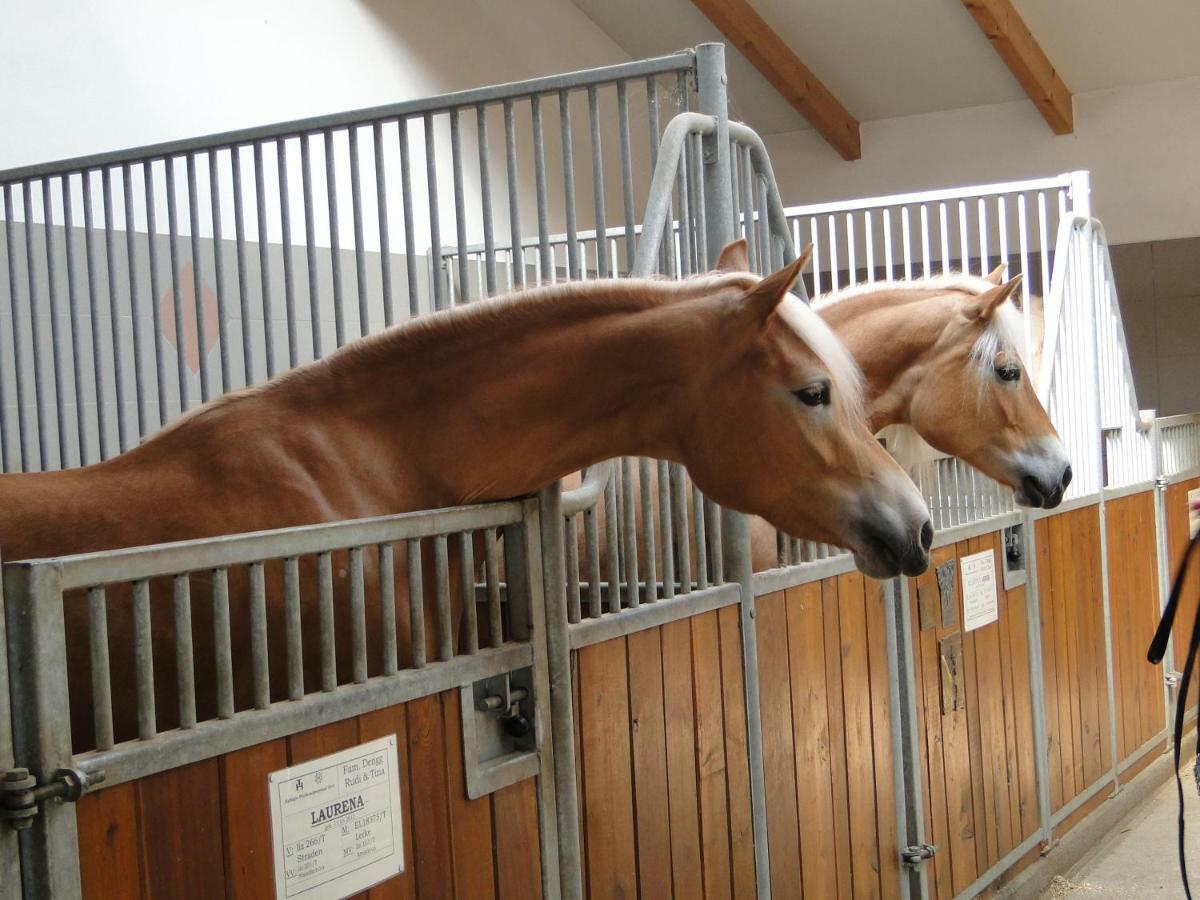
268;734;404;899
961;549;999;632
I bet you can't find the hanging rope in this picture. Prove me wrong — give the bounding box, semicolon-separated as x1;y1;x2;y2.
1147;525;1200;900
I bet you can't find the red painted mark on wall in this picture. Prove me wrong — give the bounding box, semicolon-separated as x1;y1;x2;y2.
160;262;219;373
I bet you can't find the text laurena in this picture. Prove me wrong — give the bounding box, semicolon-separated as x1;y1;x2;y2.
310;794;365;826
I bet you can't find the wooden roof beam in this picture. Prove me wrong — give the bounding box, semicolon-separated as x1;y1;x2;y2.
961;0;1073;134
691;0;861;160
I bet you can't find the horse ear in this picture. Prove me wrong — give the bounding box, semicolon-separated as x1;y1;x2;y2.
740;249;810;324
714;239;750;273
964;274;1023;321
984;263;1007;285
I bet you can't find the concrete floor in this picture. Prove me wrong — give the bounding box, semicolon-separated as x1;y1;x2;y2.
1045;766;1200;898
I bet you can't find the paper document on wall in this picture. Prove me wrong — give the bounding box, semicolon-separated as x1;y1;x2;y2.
961;549;999;632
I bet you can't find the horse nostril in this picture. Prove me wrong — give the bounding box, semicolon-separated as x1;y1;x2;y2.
920;520;934;552
1061;464;1073;489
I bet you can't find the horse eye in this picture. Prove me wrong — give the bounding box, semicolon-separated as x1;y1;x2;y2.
996;363;1021;383
794;382;831;407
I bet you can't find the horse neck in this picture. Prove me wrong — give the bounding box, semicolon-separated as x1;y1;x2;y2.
818;290;955;429
299;289;712;508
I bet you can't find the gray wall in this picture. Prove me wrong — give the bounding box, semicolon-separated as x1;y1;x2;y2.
1110;238;1200;415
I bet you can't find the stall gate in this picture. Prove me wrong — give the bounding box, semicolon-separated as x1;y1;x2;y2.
3;43;1200;900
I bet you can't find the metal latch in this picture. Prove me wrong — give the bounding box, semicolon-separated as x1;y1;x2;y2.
1166;671;1184;688
2;767;104;830
901;843;937;869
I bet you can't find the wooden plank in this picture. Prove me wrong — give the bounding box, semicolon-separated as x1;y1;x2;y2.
662;618;705;898
1004;583;1039;841
753;590;803;898
577;639;639;898
1076;507;1105;789
960;0;1073;133
442;691;497;900
864;577;900;900
838;570;882;898
689;0;862;160
785;583;838;900
572;648;588;900
1036;518;1065;812
137;758;226;898
1108;497;1132;762
360;704;417;900
692;610;734;900
1047;514;1079;806
626;628;675;900
995;570;1025;849
492;778;543;900
221;739;288;898
957;539;990;876
820;578;854;900
406;694;455;897
77;783;143;900
913;571;951;900
717;603;758;900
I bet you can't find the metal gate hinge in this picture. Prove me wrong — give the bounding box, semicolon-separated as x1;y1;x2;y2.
2;767;104;830
901;843;937;868
1166;671;1184;688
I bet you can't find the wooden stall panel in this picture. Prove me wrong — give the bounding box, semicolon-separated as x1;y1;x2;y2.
76;690;543;899
574;608;756;899
1166;478;1200;715
907;532;1041;896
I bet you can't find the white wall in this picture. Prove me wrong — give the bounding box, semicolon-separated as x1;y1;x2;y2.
764;75;1200;248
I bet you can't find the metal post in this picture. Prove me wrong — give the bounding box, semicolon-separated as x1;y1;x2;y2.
4;562;81;899
538;483;579;900
697;41;772;899
887;578;925;899
1023;513;1056;847
0;551;23;898
1150;414;1178;732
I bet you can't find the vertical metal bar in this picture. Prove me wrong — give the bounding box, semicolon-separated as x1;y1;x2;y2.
100;169;128;452
249;561;270;709
708;498;724;584
449;109;471;303
558;90;580;280
348;127;371;333
209;151;232;391
120;166;147;440
693;484;709;590
621;458;640;607
373;123;396;327
1023;513;1054;845
587;86;608;279
378;544;398;676
318;551;336;691
300;135;323;358
163;158;191;415
603;473;621;613
473;105;498;296
658;460;675;599
484;529;503;648
617;81;637;272
40;178;67;468
459;531;479;654
424;113;447;311
87;586;114;750
231;148;255;384
565;515;582;623
888;578;925;900
212;567;235;718
251;142;277;376
284;556;304;700
325;130;347;343
278;140;300;367
503;101;524;290
3;563;81;898
398;118;421;316
407;538;427;668
584;505;602;618
698;42;771;899
80;176;108;459
172;574;196;729
434;534;452;661
132;579;156;739
349;546;368;683
18;181;47;470
670;464;692;592
61;176;90;461
639;458;658;602
186;154;211;401
531;95;552;279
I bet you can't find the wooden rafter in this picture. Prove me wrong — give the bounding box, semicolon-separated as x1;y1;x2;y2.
962;0;1073;134
691;0;861;161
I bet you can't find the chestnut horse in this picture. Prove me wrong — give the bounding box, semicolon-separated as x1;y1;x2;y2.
0;247;932;748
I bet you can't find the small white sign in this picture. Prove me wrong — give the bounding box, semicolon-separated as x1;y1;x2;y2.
961;549;1000;632
1189;488;1200;539
268;734;404;900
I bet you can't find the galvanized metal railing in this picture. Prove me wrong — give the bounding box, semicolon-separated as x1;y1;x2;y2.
1157;413;1200;482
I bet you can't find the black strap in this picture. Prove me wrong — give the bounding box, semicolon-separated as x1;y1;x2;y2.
1148;527;1200;900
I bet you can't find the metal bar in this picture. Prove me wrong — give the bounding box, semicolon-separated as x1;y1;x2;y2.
484;530;503;648
693;484;709;590
231;149;254;384
670;464;691;593
325;131;347;344
186;154;211;401
277;140;299;367
87;586;114;750
378;544;398;676
348;127;370;332
584;505;602;618
371;123;395;328
658;460;675;599
450;109;471;303
101;169;128;451
81;175;110;458
162;158;191;416
173;574;197;729
603;472;621;613
565;515;582;623
300;136;323;359
120;166;147;438
283;556;304;700
349;546;368;683
617;81;636;272
249;561;270;709
531;95;552;279
503;101;524;290
20;181;48;470
434;534;452;660
888;578;924;900
398;118;420;317
132;579;156;739
318;551;336;691
459;531;479;654
62;175;91;459
1;192;20;467
569;583;740;649
407;539;427;669
212;567;235;718
209;151;231;392
639;458;658;602
621;458;640;607
1022;511;1054;845
41;178;67;468
475;106;497;296
587;86;608;279
424;114;446;311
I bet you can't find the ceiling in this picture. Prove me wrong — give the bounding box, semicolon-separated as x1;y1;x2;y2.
569;0;1200;134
